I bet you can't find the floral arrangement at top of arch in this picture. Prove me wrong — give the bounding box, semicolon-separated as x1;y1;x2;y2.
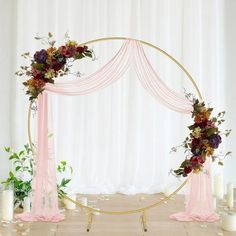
172;94;231;177
16;33;94;101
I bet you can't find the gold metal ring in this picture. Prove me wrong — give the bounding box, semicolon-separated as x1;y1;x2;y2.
27;37;202;215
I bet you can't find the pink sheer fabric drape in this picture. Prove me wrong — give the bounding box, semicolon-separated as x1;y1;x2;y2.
16;93;64;222
132;41;192;113
45;40;192;113
45;40;132;95
170;159;219;222
17;40;217;222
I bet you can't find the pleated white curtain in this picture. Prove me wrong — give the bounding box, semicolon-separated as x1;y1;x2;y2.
1;0;234;190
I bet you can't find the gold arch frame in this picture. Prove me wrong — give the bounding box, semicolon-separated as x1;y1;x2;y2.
27;37;203;231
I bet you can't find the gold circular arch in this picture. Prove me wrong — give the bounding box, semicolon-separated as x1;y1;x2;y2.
27;37;202;221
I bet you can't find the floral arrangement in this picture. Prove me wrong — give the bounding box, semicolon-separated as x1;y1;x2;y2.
16;33;93;101
172;95;231;177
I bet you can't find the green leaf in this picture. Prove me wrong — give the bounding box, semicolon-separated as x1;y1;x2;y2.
180;159;189;168
188;125;195;130
9;171;15;178
15;166;21;172
60;178;71;187
74;53;84;59
63;179;71;185
48;32;53;38
84;51;93;58
60;178;66;187
174;169;183;175
57;166;61;173
13;160;21;165
212;117;217;122
32;63;45;71
206;128;217;137
225;129;232;137
9;153;19;160
61;161;66;166
19;150;25;156
4;146;11;152
69;166;73;174
225;151;232;156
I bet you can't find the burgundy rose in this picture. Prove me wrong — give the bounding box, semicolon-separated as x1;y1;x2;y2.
184;166;192;176
31;68;43;80
52;59;64;71
59;46;66;54
190;156;199;166
59;46;74;58
198;156;205;164
43;64;50;72
199;119;208;129
192;138;200;148
52;63;61;71
67;45;76;56
190;156;205;166
76;46;85;53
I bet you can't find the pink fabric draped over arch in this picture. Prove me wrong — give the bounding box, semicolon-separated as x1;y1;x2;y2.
170;159;219;222
16;40;218;222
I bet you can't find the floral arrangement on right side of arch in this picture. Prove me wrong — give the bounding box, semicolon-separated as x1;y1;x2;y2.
172;96;231;177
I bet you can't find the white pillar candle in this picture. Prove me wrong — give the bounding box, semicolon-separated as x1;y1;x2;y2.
63;194;76;210
222;212;236;231
214;174;224;199
226;182;234;209
23;197;31;213
1;190;14;221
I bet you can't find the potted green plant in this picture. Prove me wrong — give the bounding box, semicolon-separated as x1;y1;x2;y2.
1;144;73;209
2;144;33;208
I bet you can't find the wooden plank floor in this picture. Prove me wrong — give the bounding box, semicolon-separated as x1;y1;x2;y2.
0;194;235;236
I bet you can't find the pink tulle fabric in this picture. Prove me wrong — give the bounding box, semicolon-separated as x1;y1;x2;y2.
170;159;219;222
17;40;217;222
45;40;192;113
16;93;64;222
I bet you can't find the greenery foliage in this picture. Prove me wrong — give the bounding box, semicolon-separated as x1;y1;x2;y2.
1;144;73;207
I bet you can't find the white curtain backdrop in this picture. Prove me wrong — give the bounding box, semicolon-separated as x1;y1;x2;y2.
0;0;235;193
